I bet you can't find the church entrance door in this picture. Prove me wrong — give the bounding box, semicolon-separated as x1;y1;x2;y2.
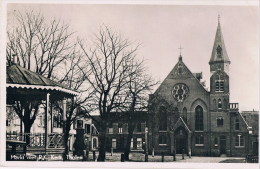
174;127;188;154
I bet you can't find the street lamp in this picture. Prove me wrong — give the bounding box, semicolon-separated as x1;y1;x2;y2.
248;127;252;156
145;127;148;162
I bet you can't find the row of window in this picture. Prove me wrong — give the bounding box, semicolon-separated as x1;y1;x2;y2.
216;117;240;130
158;135;244;147
107;123;145;134
158;105;203;131
111;138;143;149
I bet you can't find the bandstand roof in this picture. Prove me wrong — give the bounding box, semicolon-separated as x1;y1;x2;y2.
6;64;79;96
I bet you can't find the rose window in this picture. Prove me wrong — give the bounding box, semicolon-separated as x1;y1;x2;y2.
172;83;189;102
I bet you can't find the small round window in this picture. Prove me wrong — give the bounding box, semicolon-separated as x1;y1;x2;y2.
172;83;189;102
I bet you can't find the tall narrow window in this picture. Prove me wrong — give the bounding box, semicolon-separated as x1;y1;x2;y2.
214;137;218;146
137;138;143;149
77;120;83;129
195;135;204;146
195;106;204;131
112;138;117;149
235;119;240;130
223;99;228;109
93;138;97;149
108;123;113;134
217;117;224;127
39;115;44;127
85;124;91;134
218;99;222;109
182;107;187;122
215;73;224;92
136;123;142;132
213;99;217;110
159;107;167;131
118;123;123;134
235;135;244;147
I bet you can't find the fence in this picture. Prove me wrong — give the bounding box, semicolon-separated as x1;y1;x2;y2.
6;133;64;149
246;155;259;163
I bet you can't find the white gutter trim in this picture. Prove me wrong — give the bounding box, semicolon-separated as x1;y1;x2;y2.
6;83;79;96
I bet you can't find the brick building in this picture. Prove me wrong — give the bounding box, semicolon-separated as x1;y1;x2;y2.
147;19;258;157
93;111;148;152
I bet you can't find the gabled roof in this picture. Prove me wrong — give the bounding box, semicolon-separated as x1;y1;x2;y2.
154;56;208;94
209;20;230;64
6;64;79;96
173;117;191;133
165;56;194;80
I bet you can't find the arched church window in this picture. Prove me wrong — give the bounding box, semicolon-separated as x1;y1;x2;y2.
215;73;224;92
213;99;217;110
158;135;167;145
195;106;204;131
218;99;222;109
217;117;224;127
223;99;228;109
182;107;187;122
159;107;167;131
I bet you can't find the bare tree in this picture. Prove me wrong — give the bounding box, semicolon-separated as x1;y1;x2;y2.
7;10;74;78
79;26;139;161
51;48;96;160
122;60;159;161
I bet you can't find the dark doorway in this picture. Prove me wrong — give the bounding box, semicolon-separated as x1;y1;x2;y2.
175;127;188;154
253;142;258;155
220;136;226;154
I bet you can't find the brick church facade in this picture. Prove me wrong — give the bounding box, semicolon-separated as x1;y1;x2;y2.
147;19;256;157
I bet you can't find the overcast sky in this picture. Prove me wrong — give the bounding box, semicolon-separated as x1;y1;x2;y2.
6;3;259;111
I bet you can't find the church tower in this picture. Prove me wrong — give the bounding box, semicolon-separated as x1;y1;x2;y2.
209;16;230;111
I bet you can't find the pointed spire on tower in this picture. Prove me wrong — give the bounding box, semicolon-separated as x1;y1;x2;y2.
218;14;220;25
209;15;230;64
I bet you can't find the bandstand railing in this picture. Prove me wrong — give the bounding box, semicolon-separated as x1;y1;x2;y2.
6;133;65;149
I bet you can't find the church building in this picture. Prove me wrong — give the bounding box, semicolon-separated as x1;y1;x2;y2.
147;18;255;157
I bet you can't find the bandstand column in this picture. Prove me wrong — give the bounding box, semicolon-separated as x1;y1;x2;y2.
45;93;50;153
63;98;67;144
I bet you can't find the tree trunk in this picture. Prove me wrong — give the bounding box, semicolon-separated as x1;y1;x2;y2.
124;122;135;161
63;121;71;161
23;111;33;145
97;123;107;161
24;122;32;145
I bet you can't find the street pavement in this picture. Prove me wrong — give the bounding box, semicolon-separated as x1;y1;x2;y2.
95;152;246;163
